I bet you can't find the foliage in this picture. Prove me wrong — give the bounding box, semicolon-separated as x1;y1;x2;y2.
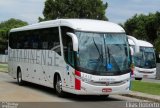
123;12;160;49
39;0;108;21
131;80;160;95
0;18;28;54
0;64;8;73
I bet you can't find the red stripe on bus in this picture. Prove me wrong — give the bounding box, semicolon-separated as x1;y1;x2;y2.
75;70;81;90
75;70;81;77
75;78;81;90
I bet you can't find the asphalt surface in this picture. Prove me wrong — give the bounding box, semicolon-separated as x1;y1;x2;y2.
142;78;160;83
0;72;152;108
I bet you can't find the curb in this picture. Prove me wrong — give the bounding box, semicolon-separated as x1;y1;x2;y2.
122;93;160;103
0;71;8;73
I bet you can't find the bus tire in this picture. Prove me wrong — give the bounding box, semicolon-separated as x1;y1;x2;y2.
17;68;24;85
135;77;142;80
99;95;109;99
54;74;65;97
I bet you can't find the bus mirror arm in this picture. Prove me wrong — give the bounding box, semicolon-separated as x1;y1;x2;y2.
66;32;78;51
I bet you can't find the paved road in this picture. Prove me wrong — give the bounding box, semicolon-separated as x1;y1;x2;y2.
131;77;160;83
0;72;149;108
142;78;160;83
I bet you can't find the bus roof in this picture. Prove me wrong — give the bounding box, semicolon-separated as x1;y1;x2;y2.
128;38;153;47
137;40;153;47
10;19;125;33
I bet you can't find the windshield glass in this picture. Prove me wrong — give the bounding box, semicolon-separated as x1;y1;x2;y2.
75;32;130;76
134;47;156;68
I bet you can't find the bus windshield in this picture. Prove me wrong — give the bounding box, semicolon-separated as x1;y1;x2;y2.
75;32;130;76
134;47;156;68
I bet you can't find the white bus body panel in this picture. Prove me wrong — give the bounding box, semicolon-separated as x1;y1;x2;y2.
8;48;66;88
74;73;130;95
62;66;130;95
11;19;125;33
134;67;156;79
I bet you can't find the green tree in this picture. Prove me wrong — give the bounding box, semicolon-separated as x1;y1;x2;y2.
124;14;148;40
0;18;28;54
124;12;160;45
39;0;108;21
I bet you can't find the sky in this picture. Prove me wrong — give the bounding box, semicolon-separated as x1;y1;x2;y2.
0;0;160;24
104;0;160;23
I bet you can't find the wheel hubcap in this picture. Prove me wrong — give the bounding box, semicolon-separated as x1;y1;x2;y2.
56;77;62;93
18;72;22;83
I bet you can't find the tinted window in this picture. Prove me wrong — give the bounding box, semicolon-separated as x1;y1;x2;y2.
9;27;61;55
61;26;75;66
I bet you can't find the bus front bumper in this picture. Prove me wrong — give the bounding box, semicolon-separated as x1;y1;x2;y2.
133;68;156;79
72;80;130;95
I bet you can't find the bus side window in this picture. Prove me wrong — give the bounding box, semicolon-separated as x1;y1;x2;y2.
9;33;15;49
61;26;75;66
39;27;61;55
156;52;160;63
42;42;48;49
50;28;61;55
9;32;22;49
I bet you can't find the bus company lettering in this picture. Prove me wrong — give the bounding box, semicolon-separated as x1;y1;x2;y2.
98;78;115;82
8;49;61;66
81;73;115;82
81;74;92;82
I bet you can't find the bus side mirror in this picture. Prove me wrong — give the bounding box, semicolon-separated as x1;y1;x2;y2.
66;32;78;51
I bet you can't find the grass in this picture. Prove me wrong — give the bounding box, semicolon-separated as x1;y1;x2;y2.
0;63;8;72
131;80;160;95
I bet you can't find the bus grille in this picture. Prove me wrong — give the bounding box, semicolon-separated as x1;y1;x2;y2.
85;78;130;86
139;71;154;74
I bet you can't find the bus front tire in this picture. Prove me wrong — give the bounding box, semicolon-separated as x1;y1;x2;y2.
54;74;65;97
17;69;24;85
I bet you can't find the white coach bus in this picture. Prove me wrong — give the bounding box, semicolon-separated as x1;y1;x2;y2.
8;19;131;97
128;36;156;80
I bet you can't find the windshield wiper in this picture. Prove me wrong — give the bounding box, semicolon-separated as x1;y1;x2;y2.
92;37;103;63
107;47;111;64
109;46;122;72
103;36;108;70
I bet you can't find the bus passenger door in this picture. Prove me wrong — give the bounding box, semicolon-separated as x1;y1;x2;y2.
61;26;75;90
63;42;75;89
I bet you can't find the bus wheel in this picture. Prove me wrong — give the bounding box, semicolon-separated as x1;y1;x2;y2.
55;75;65;97
17;69;24;85
135;78;142;80
99;95;109;99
